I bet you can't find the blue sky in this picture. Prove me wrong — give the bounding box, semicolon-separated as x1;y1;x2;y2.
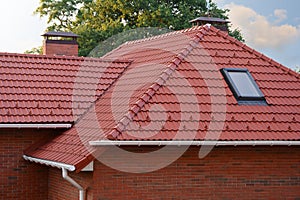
0;0;299;69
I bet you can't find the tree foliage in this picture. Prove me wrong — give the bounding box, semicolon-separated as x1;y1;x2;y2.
34;0;244;56
24;46;42;55
229;28;245;42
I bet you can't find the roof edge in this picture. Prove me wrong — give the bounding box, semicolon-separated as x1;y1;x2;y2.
89;140;300;146
0;123;72;129
115;25;205;47
23;155;76;171
210;26;300;80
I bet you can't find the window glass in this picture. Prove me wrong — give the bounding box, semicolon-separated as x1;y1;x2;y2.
228;71;261;97
221;68;267;105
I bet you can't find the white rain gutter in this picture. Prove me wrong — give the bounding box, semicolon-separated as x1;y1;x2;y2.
89;140;300;146
0;124;72;129
62;168;85;200
23;155;76;171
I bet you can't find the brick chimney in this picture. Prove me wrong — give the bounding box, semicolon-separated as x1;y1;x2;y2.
190;17;230;32
42;31;79;56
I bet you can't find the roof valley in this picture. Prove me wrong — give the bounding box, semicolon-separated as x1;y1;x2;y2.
73;60;133;125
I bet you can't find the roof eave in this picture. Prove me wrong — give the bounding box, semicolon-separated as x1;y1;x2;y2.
89;140;300;146
23;155;76;171
0;123;72;129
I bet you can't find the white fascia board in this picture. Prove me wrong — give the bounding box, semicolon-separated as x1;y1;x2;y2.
89;140;300;146
23;155;76;171
0;124;72;129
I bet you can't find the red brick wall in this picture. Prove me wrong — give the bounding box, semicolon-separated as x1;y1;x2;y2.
48;168;93;200
3;130;298;200
93;146;300;200
43;42;78;56
0;129;51;200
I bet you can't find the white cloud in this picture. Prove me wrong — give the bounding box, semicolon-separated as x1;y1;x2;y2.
226;4;300;49
274;9;287;23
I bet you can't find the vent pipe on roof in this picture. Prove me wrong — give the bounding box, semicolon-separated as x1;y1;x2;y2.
42;31;79;56
190;17;230;32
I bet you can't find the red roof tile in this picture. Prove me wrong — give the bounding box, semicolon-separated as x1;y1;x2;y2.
0;53;130;123
24;25;300;170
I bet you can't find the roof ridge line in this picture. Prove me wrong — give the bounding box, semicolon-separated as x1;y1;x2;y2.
210;26;300;80
120;26;204;46
107;26;211;140
103;26;203;59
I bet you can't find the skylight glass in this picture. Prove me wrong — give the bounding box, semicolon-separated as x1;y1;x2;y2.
221;68;267;105
227;71;261;97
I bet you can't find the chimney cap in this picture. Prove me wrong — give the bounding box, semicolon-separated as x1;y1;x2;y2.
189;17;230;24
42;31;79;38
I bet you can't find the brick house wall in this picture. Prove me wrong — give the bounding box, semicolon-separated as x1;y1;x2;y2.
92;146;300;200
0;129;51;200
2;128;298;200
48;168;93;200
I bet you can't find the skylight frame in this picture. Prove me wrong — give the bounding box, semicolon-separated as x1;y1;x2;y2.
221;68;267;105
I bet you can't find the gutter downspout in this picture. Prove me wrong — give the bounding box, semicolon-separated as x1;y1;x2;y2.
62;168;85;200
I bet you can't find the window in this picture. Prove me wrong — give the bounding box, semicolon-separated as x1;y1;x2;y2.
221;68;267;105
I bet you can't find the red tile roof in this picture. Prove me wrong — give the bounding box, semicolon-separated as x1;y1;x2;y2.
0;53;130;123
22;25;300;170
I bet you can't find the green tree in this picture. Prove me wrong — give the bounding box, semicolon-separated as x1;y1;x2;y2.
34;0;92;31
24;46;43;55
229;28;245;42
34;0;244;56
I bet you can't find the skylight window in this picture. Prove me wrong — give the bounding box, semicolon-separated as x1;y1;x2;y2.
221;68;267;105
